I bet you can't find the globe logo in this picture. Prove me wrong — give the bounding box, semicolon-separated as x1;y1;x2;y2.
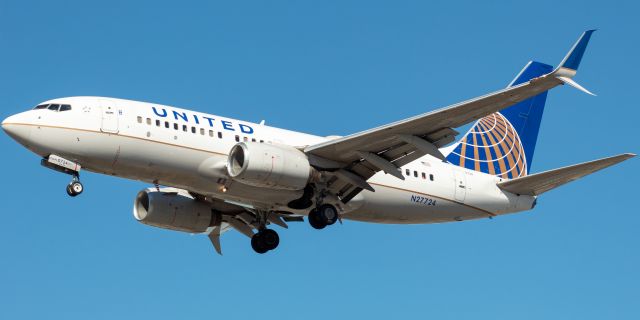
447;113;527;179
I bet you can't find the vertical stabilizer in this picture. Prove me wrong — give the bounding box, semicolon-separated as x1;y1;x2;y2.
445;61;553;178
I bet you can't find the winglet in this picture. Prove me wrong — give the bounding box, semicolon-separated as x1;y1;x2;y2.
556;76;596;96
553;30;596;95
556;29;596;73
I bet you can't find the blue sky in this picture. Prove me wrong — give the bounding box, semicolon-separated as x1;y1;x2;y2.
1;1;639;319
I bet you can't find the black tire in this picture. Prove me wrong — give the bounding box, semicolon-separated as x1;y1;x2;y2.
260;229;280;251
66;184;76;197
308;209;326;230
251;232;268;254
318;204;338;225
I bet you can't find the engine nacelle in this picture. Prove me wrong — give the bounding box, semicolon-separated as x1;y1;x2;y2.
227;142;312;190
133;189;219;233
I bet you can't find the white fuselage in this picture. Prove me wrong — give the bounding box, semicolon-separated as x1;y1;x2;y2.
2;96;535;224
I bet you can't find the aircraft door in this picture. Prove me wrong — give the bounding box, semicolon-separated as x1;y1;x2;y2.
100;100;119;133
454;170;467;202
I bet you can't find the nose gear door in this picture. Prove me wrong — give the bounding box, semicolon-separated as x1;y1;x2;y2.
100;100;119;133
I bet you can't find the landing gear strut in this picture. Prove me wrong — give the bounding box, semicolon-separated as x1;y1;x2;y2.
308;204;338;229
66;175;84;197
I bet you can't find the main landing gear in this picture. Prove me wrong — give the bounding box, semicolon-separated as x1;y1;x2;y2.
308;204;339;230
249;210;281;254
66;175;84;197
251;229;280;254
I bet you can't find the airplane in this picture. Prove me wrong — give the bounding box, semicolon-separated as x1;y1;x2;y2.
2;30;635;254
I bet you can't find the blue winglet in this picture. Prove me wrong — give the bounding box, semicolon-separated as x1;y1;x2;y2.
557;29;596;71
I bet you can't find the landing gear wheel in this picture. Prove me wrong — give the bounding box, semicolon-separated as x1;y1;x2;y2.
260;229;280;251
318;204;338;225
308;209;327;230
251;232;268;254
66;184;76;197
251;229;280;254
66;181;83;197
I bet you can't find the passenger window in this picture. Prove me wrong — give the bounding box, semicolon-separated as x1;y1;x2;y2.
414;171;418;178
48;104;60;111
34;104;49;110
156;120;161;127
430;174;434;181
165;121;170;128
174;123;178;130
182;125;188;132
405;169;410;176
422;172;426;180
191;126;196;134
218;132;223;139
259;140;264;143
209;130;214;137
235;135;240;142
59;104;72;111
200;128;205;135
137;116;142;123
146;118;151;125
243;137;249;142
251;138;256;142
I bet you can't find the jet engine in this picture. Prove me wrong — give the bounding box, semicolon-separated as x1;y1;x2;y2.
133;188;220;233
227;142;313;190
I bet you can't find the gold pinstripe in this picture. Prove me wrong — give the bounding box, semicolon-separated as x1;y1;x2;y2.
3;123;228;156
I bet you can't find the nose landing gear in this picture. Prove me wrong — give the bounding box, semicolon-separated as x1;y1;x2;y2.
40;155;85;197
66;175;84;197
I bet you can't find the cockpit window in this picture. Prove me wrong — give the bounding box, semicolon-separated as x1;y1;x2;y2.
38;104;71;112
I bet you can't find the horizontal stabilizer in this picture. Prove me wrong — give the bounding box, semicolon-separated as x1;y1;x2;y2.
497;153;635;196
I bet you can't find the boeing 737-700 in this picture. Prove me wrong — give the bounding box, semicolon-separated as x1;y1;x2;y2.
2;30;635;254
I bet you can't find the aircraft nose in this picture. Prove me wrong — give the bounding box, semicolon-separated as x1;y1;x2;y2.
2;113;32;146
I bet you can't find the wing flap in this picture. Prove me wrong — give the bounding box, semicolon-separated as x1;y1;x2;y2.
497;153;635;196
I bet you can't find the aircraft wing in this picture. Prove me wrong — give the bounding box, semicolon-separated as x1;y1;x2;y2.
497;153;635;196
304;30;596;202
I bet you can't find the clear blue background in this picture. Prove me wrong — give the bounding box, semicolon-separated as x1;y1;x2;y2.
1;1;638;319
